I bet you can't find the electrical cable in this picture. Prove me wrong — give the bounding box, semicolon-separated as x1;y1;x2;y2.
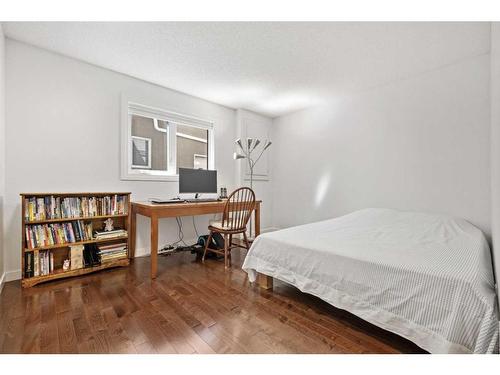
162;211;218;251
174;216;187;246
161;216;187;250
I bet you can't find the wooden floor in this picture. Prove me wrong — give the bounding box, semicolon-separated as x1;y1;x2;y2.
0;248;426;354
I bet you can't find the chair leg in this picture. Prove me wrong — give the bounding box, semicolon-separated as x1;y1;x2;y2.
228;234;233;267
202;231;213;263
223;234;229;269
243;231;251;250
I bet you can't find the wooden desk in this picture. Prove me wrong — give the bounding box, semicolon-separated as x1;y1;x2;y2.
130;200;261;279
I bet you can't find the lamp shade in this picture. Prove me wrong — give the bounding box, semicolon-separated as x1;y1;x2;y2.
235;138;245;151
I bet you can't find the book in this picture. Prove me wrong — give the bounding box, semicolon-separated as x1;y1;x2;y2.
100;251;127;262
83;243;101;267
25;252;34;278
70;244;84;270
94;229;127;240
50;252;54;273
34;250;39;277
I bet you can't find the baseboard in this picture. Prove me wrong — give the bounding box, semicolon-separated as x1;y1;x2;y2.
133;248;151;258
0;272;5;295
5;269;21;282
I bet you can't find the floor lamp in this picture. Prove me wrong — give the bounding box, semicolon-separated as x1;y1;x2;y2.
233;137;272;238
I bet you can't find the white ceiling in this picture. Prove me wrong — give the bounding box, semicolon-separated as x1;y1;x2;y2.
3;22;490;117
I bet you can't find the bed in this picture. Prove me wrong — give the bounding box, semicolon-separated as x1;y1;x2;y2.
242;208;499;353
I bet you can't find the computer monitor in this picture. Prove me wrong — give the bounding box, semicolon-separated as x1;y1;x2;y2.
179;168;217;195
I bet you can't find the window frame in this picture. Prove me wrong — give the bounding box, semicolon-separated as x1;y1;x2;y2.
193;153;208;169
121;99;215;181
130;136;152;169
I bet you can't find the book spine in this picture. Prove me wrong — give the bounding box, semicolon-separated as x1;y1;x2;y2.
25;227;31;250
71;222;81;242
30;227;35;249
50;196;55;219
77;220;83;241
34;250;39;277
28;199;34;221
25;252;32;278
24;198;29;221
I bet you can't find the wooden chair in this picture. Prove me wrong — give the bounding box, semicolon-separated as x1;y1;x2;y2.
202;187;256;269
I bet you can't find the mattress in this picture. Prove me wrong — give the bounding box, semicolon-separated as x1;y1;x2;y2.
242;208;499;353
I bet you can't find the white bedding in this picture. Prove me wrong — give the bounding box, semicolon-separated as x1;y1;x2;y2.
242;208;499;353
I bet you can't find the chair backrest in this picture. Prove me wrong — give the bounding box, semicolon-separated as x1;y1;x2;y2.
221;187;256;231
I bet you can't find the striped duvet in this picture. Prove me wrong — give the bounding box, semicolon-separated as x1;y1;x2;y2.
242;208;499;353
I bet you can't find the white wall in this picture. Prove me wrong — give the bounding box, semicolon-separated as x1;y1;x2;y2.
0;25;6;290
490;22;500;306
3;39;258;279
271;53;491;239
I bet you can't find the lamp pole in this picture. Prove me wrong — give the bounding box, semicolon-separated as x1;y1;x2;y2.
234;138;272;238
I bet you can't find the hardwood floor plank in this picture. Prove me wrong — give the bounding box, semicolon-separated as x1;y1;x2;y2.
73;311;93;344
148;290;216;353
1;316;25;353
131;310;176;353
119;313;149;347
56;310;78;353
134;340;158;354
90;331;111;354
148;311;197;354
21;294;41;354
101;306;137;354
39;291;59;353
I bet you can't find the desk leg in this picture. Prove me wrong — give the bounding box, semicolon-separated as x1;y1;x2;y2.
151;215;158;279
129;205;136;259
254;203;261;237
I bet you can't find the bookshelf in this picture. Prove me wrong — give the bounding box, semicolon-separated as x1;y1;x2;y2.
21;192;131;288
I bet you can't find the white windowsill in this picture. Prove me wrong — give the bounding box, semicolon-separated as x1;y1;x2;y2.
121;173;180;182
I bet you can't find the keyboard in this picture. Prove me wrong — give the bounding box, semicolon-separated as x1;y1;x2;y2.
149;198;185;204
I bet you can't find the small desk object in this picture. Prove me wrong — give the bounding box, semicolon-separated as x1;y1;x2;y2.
130;199;262;279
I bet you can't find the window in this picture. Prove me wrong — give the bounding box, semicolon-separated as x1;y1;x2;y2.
121;101;214;181
176;124;209;173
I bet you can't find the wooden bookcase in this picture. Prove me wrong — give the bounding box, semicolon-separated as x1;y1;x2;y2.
20;192;131;288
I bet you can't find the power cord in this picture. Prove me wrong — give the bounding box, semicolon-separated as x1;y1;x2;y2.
174;216;187;247
162;216;188;250
162;214;211;252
